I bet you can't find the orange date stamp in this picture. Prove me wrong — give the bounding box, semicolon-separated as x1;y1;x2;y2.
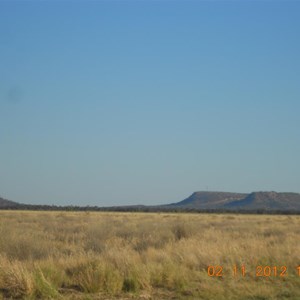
207;265;300;277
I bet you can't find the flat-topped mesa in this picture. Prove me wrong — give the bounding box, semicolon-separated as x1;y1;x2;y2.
170;191;247;209
170;191;300;211
225;191;300;210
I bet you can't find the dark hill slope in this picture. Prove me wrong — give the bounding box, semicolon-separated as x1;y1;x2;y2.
169;191;300;211
0;197;20;208
224;192;300;210
169;191;247;209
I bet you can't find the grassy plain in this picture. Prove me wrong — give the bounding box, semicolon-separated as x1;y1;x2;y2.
0;211;299;299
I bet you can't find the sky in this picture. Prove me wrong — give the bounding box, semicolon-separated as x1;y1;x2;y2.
0;1;300;206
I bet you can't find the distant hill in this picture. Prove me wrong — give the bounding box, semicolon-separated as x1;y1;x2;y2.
0;196;20;208
224;192;300;210
169;191;300;211
168;191;247;209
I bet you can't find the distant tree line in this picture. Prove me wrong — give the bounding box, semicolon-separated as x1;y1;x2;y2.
1;203;300;215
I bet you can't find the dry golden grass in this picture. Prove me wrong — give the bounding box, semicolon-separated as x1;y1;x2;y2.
0;211;299;299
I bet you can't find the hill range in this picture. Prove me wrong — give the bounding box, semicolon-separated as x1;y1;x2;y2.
1;191;300;212
166;191;300;211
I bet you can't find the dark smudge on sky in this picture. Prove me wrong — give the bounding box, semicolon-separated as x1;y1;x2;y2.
6;86;23;103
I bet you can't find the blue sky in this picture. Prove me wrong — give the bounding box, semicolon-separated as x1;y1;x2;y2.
0;1;299;206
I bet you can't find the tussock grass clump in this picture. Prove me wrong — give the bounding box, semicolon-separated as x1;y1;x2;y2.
0;255;34;298
34;269;61;299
